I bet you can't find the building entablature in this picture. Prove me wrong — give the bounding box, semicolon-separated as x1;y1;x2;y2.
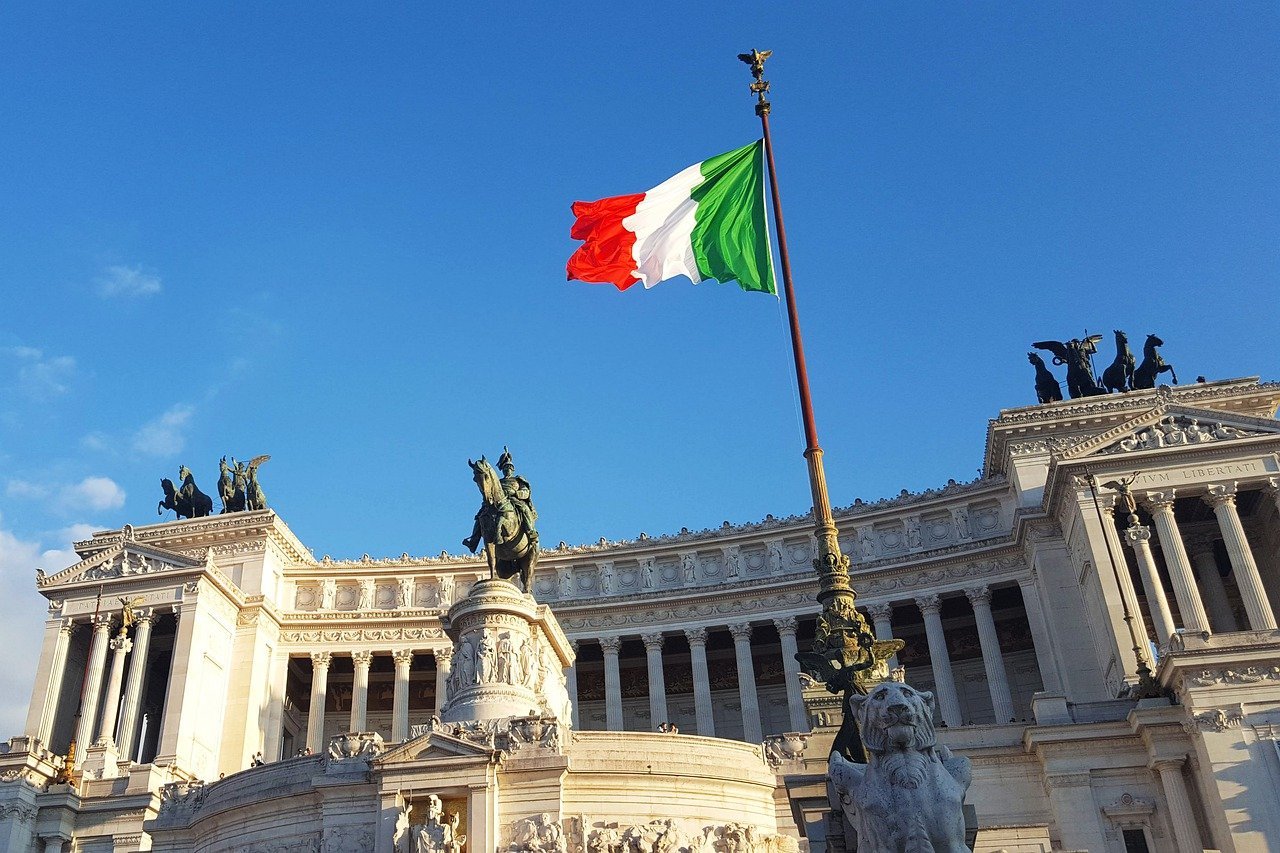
984;377;1280;476
71;510;312;567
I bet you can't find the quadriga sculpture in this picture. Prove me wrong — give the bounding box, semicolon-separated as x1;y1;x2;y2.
828;682;971;853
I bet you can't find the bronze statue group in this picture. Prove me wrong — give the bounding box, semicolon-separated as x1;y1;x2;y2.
158;455;269;520
1028;331;1178;403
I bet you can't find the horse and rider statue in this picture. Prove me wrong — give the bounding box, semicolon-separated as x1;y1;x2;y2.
1030;331;1178;403
463;447;539;595
158;455;270;520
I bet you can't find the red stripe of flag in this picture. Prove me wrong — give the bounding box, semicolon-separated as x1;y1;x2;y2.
565;193;645;291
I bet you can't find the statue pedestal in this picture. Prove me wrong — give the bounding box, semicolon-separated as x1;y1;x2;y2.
439;579;575;725
81;740;121;780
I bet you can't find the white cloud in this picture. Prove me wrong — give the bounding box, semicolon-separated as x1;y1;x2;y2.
131;404;195;457
6;346;75;397
6;479;50;500
59;476;126;512
96;264;162;298
0;519;69;740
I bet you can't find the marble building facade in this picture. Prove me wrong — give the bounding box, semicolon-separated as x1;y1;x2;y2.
1;376;1279;852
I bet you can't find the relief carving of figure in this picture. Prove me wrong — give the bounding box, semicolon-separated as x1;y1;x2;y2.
439;576;455;606
558;569;573;599
598;562;614;594
320;579;336;611
767;542;785;574
496;633;514;683
406;794;465;853
723;551;740;579
905;518;922;550
952;509;970;539
358;579;373;610
455;639;476;688
681;553;697;583
520;639;538;686
641;557;655;589
398;577;416;609
857;528;876;560
477;631;495;683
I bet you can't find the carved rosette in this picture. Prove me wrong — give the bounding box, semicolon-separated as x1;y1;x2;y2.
439;579;575;726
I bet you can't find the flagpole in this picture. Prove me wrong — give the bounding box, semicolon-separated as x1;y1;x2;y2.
739;51;894;758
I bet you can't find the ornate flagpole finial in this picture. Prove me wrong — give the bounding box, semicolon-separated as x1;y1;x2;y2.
737;48;773;115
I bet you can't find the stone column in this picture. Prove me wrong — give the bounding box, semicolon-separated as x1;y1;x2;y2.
392;650;413;741
1185;534;1238;632
1145;491;1210;632
95;631;133;745
33;620;74;746
565;641;580;728
866;602;898;669
1100;504;1147;634
350;651;373;732
306;652;332;754
641;633;668;729
914;595;962;728
1205;485;1277;630
1153;758;1204;853
728;623;763;743
115;612;153;759
432;648;452;717
42;837;69;853
773;617;808;732
1123;525;1176;647
1015;577;1062;693
684;627;714;737
965;587;1015;724
73;616;112;762
600;636;623;731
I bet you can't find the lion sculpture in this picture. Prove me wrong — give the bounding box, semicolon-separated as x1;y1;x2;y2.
829;682;971;852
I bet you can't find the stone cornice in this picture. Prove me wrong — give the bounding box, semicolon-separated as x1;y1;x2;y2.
984;378;1279;476
75;511;313;565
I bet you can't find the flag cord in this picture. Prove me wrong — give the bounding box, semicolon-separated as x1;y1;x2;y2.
773;266;805;445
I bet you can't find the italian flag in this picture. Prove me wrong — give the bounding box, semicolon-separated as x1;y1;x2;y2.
566;140;777;295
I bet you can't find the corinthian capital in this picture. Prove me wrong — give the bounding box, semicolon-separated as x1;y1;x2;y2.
1143;490;1177;513
599;636;622;655
964;586;993;608
914;594;943;616
772;616;798;637
1204;483;1238;509
866;602;893;622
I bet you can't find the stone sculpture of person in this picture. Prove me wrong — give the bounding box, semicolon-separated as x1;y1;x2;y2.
641;557;655;589
767;542;785;574
439;576;455;606
455;640;475;689
598;562;614;594
477;632;495;683
358;580;373;610
558;570;573;599
398;577;415;609
320;579;336;611
413;794;453;853
496;633;513;683
723;551;740;579
681;553;697;583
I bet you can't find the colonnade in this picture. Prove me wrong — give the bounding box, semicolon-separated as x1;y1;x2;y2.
30;609;160;767
1114;484;1278;645
301;647;451;753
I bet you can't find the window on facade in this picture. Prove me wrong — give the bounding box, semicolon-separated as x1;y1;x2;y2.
1121;828;1151;853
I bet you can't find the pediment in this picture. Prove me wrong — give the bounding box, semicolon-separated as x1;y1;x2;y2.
37;540;205;590
1058;403;1280;461
375;730;497;766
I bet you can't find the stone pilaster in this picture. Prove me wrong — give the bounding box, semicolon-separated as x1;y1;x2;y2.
684;627;714;737
432;647;451;718
965;586;1014;723
600;636;623;731
565;640;579;728
306;651;332;754
1123;525;1175;647
115;612;153;760
1016;577;1062;692
914;595;961;727
28;619;74;747
1145;491;1210;632
1152;758;1204;853
1205;484;1276;630
641;632;667;729
866;602;898;669
73;615;112;765
392;650;413;741
728;623;762;743
773;617;808;732
350;651;373;732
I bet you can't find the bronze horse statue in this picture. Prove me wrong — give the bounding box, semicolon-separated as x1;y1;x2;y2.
1028;352;1063;404
1133;334;1177;389
158;465;213;519
1101;329;1135;393
463;456;537;593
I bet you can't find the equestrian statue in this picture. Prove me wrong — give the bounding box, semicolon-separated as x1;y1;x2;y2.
1100;329;1135;393
463;447;539;595
1032;335;1106;399
158;465;213;519
1133;333;1178;389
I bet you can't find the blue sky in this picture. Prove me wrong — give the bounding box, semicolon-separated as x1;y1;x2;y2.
1;4;1277;735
